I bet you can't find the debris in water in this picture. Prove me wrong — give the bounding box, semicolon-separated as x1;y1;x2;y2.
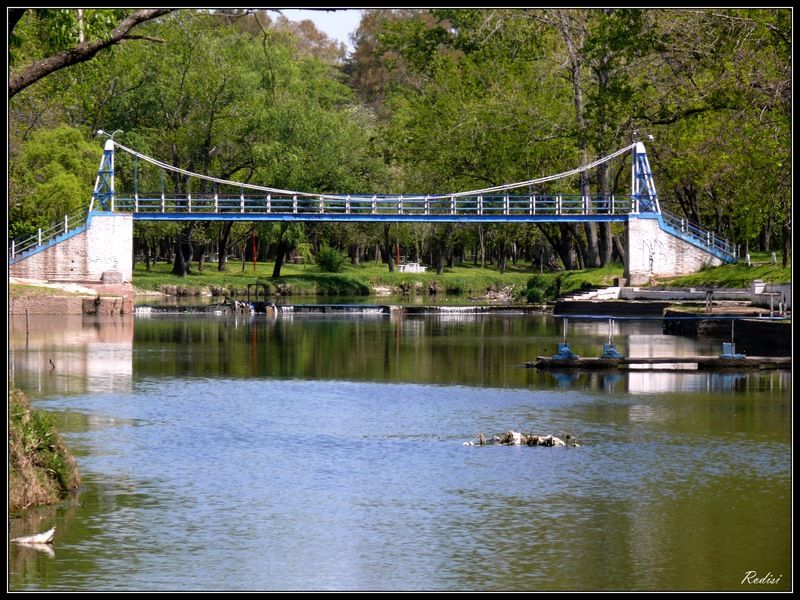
11;527;55;544
463;431;580;447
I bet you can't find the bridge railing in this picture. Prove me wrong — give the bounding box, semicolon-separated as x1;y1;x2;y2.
9;205;91;261
114;193;639;217
659;208;736;260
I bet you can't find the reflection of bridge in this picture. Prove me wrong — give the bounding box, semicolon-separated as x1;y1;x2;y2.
8;138;737;285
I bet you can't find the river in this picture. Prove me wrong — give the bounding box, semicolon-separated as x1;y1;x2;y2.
8;311;791;591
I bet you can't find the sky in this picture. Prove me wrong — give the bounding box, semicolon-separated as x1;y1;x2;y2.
280;8;363;52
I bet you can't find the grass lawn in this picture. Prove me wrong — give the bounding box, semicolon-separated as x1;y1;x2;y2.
8;284;89;298
659;253;791;288
131;259;625;299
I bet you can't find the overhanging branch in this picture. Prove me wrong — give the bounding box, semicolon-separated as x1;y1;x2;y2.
9;8;176;98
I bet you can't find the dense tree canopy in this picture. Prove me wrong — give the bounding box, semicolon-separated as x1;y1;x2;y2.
8;8;791;274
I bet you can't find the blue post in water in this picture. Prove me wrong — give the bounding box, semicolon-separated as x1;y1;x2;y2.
601;318;625;359
720;320;745;359
552;318;579;360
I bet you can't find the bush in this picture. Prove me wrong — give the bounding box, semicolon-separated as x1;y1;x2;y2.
546;274;563;299
526;287;545;304
9;388;79;511
527;275;547;290
316;246;346;273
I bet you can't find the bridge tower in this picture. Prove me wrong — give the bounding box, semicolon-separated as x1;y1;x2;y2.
91;138;116;211
631;141;659;214
624;141;725;285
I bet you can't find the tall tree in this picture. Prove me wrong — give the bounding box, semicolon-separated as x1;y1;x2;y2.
9;8;175;97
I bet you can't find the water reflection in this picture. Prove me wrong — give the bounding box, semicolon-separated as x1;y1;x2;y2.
8;313;791;591
545;369;790;395
12;543;55;558
8;315;133;397
9;313;790;396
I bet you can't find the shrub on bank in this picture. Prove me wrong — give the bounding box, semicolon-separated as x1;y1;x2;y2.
9;388;80;511
316;246;347;273
526;273;563;304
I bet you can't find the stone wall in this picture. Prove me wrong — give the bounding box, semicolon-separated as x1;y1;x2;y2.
9;288;134;315
625;215;724;285
9;213;133;283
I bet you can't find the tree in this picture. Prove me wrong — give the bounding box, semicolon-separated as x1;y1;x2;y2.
8;125;99;239
9;8;176;97
270;222;305;278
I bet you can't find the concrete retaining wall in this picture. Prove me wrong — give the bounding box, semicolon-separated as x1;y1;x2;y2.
554;300;671;316
9;291;133;315
9;213;132;283
620;288;750;301
625;215;723;285
750;282;792;310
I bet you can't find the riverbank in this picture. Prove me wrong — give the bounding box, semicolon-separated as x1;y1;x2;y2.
130;261;623;303
9;279;135;315
9;388;80;512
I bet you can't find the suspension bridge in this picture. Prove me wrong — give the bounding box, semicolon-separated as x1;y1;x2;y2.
8;137;737;285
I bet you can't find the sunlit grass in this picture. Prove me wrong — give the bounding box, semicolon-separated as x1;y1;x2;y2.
659;255;791;288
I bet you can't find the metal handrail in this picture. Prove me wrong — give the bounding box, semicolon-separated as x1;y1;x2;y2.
112;193;638;217
9;204;92;260
659;208;735;258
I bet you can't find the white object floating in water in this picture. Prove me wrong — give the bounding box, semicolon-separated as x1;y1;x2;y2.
11;527;55;544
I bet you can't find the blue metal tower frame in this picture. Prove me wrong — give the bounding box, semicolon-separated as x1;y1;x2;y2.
90;139;115;211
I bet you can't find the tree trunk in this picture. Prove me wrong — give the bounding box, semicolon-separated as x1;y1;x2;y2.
570;223;588;268
217;221;233;272
172;242;187;276
478;224;486;268
171;224;193;277
781;221;790;267
197;243;206;272
538;224;579;270
612;233;626;269
598;223;613;266
272;239;290;278
597;162;614;265
558;13;601;268
380;223;395;272
435;250;445;274
583;221;601;268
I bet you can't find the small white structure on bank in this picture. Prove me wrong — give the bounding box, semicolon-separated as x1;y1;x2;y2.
398;262;427;273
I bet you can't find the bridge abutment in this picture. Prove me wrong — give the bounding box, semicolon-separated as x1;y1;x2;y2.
10;212;132;284
625;214;723;285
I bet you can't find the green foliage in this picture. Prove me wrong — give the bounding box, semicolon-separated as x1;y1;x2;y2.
525;273;564;303
316;245;347;273
526;287;545;304
660;259;791;288
527;275;547;290
9;124;98;238
7;8;792;272
10;9;129;65
8;388;80;510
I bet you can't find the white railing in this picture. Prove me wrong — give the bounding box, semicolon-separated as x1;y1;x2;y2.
111;193;639;217
9;204;91;261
